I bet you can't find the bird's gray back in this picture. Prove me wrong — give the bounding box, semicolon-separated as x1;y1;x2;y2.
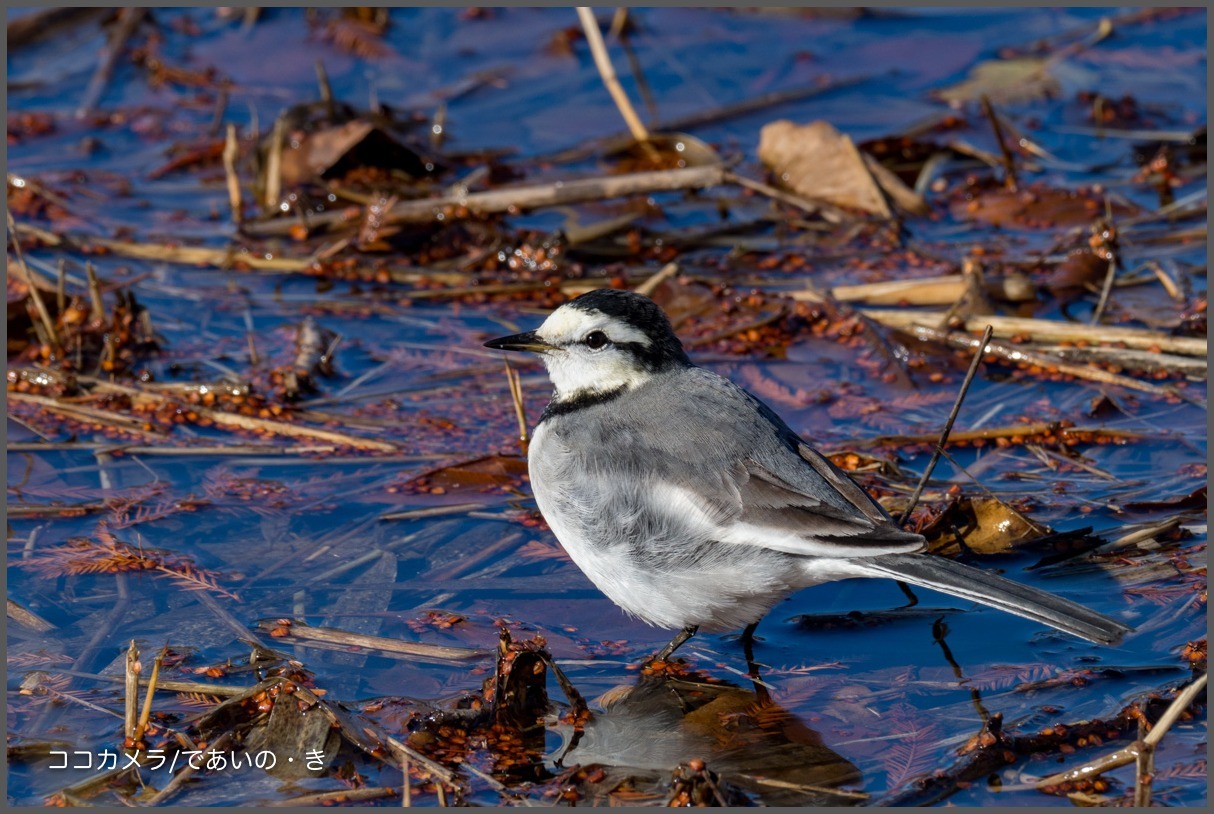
539;366;856;515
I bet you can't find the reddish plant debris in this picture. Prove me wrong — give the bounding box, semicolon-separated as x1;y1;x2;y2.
1124;486;1208;513
1180;638;1206;670
405;611;467;633
1078;90;1143;127
7;177;74;222
20;530;237;600
951;180;1140;229
147;139;227;180
316;13;392;59
7;112;56;144
391;454;528;496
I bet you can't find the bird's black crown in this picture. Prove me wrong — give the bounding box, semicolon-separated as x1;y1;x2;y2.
568;289;690;371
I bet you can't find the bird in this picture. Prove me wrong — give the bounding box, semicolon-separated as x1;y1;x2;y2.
484;288;1132;660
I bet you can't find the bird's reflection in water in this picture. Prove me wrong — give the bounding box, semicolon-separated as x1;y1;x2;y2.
552;671;865;806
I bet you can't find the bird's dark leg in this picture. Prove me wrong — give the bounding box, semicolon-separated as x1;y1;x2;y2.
741;621;760;668
740;620;772;704
895;580;920;608
654;625;698;661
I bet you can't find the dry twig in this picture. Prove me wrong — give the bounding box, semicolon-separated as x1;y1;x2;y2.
241;165;727;236
899;325;994;523
77;7;143;118
124;641;139;745
256;620;488;664
1033;673;1208;795
223;123;242;224
576;6;651;144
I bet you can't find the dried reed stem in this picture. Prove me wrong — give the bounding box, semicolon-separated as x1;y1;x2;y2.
144;729;236;805
85;262;105;322
725;170;848;224
893;322;1193;401
123;640;140;745
8;212;60;348
866;310;1206;357
81;377;399;451
223;123;243;225
258;620;488;664
263;114;285;212
633;261;680;297
1090;256;1118;325
505;360;529;450
1034;673;1208;790
76;7;142;118
133;645;167;746
980;95;1018;190
576;6;650;143
6;598;56;631
242;164;727;237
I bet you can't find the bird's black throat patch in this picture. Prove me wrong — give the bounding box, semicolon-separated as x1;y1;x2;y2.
538;385;627;422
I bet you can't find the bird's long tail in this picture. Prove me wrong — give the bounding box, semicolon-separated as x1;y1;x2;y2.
862;553;1133;645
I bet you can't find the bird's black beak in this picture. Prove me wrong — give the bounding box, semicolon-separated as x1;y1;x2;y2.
483;330;552;353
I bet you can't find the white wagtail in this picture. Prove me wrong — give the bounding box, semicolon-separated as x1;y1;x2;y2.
485;289;1132;659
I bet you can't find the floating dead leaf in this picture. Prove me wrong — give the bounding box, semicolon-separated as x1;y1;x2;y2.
244;685;340;778
1047;248;1108;301
952;184;1139;229
406;454;528;494
759;120;929;217
147;139;226;180
922;496;1048;556
935;57;1061;106
1124;486;1207;513
278;120;435;188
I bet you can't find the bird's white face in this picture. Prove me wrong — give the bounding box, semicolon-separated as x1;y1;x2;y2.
535;305;655;402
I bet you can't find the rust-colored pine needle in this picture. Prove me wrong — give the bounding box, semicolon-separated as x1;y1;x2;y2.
21;532;239;600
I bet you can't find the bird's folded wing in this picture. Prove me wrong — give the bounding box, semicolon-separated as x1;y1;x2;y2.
671;449;924;559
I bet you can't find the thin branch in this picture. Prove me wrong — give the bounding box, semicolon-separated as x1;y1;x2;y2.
1034;673;1208;789
124;641;139;744
241;165;727;237
76;7;143;118
980;95;1018;190
898;325;993;525
223;123;243;225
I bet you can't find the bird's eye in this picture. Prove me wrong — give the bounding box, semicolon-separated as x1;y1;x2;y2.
584;330;609;350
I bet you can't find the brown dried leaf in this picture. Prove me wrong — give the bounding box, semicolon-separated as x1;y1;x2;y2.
758;120;892;217
923;497;1049;556
409;454;528;494
278;121;433;188
952;184;1139;229
1047;248;1108;301
935;58;1060;105
1123;486;1207;513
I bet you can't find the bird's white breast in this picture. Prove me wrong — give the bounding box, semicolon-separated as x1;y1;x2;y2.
527;416;805;631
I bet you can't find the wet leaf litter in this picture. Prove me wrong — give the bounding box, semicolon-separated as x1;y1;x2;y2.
6;6;1207;807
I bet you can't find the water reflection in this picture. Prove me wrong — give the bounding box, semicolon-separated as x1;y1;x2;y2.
554;672;865;806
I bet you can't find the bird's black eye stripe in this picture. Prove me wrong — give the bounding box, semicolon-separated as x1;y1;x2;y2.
584;330;609;350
